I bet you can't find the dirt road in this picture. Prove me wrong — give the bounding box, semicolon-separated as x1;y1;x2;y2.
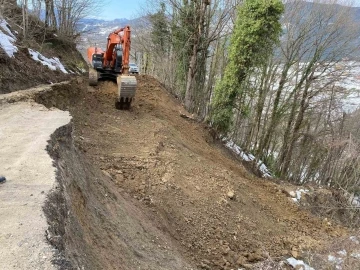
0;101;71;270
36;75;347;269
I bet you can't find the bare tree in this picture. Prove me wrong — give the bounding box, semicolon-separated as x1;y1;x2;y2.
225;0;360;189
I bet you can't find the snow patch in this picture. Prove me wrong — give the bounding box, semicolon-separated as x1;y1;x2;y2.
28;49;68;74
292;189;310;203
0;19;15;38
0;18;18;57
224;139;272;178
286;257;314;270
350;236;360;244
328;254;344;269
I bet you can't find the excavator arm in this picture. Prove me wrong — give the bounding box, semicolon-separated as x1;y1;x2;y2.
87;26;137;110
103;26;131;75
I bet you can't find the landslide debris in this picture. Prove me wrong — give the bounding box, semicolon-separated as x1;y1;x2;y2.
45;124;193;270
39;75;348;269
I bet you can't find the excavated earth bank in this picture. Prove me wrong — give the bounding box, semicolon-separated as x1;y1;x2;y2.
38;76;349;270
45;124;193;270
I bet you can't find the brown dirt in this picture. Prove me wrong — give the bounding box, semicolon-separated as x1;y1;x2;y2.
0;47;70;94
45;124;193;270
39;75;349;269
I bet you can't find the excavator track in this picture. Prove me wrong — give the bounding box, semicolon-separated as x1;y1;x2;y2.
89;68;98;86
116;75;137;110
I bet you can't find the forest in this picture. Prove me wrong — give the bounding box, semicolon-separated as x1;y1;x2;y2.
133;0;360;200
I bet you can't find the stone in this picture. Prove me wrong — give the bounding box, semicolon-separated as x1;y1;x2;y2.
282;187;297;198
291;250;298;258
102;170;112;179
227;190;235;199
0;176;6;184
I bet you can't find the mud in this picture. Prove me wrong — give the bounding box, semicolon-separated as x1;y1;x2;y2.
38;75;349;269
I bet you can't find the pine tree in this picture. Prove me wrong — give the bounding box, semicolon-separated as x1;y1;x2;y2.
149;2;170;54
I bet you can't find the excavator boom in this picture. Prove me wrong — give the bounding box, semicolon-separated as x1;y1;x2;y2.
87;26;137;110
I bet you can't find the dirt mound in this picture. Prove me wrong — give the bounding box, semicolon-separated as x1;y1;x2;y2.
38;75;348;269
45;124;193;270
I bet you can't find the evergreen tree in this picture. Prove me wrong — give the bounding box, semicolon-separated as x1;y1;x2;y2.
149;2;170;54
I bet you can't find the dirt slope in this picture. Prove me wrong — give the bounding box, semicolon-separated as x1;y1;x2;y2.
45;125;193;270
39;75;347;269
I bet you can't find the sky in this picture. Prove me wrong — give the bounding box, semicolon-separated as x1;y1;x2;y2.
94;0;148;20
93;0;360;21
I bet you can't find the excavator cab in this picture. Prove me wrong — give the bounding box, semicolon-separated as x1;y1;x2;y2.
92;53;103;69
114;45;123;73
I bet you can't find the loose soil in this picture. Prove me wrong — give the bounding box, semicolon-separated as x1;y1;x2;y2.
39;75;349;269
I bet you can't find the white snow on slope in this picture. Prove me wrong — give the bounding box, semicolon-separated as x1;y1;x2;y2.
0;19;15;38
28;49;68;74
291;188;310;203
0;18;18;57
224;139;272;178
286;257;315;270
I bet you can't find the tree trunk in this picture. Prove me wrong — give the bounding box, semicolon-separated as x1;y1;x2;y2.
184;41;199;111
279;80;311;177
184;0;208;112
22;0;28;38
258;64;290;156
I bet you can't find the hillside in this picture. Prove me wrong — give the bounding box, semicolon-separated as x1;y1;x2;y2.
0;72;359;269
1;1;360;269
32;76;358;269
0;11;86;94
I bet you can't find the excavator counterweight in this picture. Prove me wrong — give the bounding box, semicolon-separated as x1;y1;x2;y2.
87;26;137;110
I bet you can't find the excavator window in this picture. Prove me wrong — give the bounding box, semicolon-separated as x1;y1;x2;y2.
115;44;122;51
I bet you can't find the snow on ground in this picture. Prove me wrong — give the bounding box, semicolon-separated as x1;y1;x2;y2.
0;19;15;38
224;139;272;178
291;188;310;203
324;237;360;269
350;236;360;245
349;194;360;207
28;49;68;73
0;18;18;57
286;257;314;270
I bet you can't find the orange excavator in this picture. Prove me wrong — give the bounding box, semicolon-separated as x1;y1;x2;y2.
87;26;137;109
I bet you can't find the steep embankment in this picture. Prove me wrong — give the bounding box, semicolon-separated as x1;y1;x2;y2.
0;12;86;94
37;75;349;270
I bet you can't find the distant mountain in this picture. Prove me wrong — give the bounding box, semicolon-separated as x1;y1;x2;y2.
76;17;144;58
286;1;360;22
76;18;130;33
351;7;360;22
77;1;360;59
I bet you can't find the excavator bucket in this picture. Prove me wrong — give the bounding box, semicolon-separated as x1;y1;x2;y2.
115;75;137;110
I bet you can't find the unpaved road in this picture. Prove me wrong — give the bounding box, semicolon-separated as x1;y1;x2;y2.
0;102;71;270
